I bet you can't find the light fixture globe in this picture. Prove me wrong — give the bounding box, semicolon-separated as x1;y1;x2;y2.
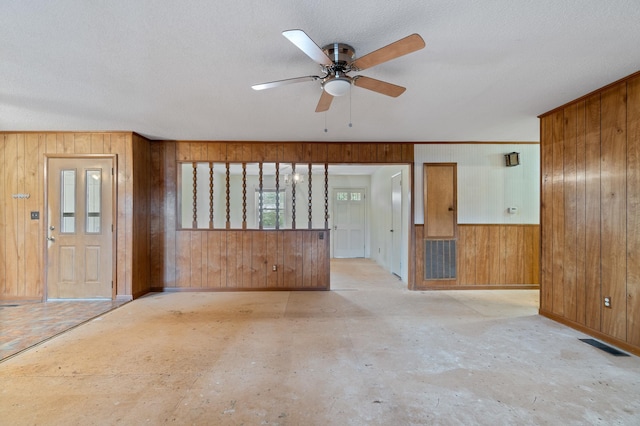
323;76;351;97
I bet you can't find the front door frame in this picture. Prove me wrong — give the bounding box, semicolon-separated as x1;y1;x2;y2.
44;154;118;300
331;187;367;258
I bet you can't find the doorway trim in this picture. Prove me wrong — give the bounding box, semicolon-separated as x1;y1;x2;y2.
43;154;118;300
391;172;403;277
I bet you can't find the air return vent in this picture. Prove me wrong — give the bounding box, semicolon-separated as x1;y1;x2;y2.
424;239;456;280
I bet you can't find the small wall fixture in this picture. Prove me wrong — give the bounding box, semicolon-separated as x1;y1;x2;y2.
505;152;520;167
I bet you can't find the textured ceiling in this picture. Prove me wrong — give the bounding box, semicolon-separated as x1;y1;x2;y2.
2;0;640;142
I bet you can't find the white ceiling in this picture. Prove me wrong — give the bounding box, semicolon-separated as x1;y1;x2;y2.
2;1;640;142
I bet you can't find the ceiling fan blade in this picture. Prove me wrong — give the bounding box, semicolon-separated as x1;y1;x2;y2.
251;75;320;91
315;90;334;112
351;34;425;71
283;29;333;66
353;76;406;97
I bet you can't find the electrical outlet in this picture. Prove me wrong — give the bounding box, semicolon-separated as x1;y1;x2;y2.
604;296;612;308
272;265;277;272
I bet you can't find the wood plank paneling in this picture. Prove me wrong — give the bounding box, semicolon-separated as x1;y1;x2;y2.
312;143;328;163
207;142;226;162
327;144;343;163
190;232;203;288
575;101;587;325
175;231;191;288
418;223;539;289
132;133;152;297
457;226;475;284
456;225;539;287
226;231;240;287
0;136;5;296
24;134;41;298
281;143;302;163
600;84;627;341
487;226;502;284
316;231;329;287
90;134;105;153
563;103;578;321
251;231;267;287
242;232;252;287
540;116;553;311
153;229;329;291
540;71;640;356
265;231;280;288
74;133;91;154
551;110;565;316
584;94;602;331
3;134;19;297
474;225;491;284
205;231;223;287
149;143;165;288
627;75;640;347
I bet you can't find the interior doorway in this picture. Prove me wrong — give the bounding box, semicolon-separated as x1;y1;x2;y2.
46;156;115;299
391;172;402;277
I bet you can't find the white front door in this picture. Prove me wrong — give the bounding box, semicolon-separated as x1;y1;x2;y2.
46;157;115;299
391;173;402;277
332;188;366;258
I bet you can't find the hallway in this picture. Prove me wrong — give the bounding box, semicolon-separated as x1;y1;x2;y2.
1;259;639;425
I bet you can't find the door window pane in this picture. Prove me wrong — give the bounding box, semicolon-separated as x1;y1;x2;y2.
60;170;76;233
86;169;102;233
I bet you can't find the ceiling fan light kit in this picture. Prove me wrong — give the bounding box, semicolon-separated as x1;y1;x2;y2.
252;29;425;112
323;76;351;97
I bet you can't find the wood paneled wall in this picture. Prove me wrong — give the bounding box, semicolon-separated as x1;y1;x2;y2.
131;133;152;298
153;229;329;291
413;224;540;290
539;71;640;355
149;141;412;290
172;141;414;163
0;132;151;300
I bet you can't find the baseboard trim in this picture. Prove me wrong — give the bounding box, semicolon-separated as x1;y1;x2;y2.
414;284;539;291
539;309;640;357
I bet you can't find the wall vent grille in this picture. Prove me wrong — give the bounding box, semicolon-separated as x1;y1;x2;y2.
424;239;456;280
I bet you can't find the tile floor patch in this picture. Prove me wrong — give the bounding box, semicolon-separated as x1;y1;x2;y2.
0;300;127;361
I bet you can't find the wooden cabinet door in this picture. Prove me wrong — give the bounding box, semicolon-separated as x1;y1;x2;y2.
424;163;457;239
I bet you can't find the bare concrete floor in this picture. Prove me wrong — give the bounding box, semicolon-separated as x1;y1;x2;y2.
1;259;639;425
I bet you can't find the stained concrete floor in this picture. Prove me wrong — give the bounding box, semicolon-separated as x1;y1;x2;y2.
1;259;639;425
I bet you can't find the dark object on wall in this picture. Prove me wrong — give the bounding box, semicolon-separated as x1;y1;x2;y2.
505;152;520;167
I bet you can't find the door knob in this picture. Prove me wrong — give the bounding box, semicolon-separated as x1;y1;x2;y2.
47;236;55;242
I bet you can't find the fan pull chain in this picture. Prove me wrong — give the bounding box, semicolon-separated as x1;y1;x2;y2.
324;111;328;133
348;84;353;128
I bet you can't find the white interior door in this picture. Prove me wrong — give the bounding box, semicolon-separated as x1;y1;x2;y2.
391;173;402;276
333;188;365;258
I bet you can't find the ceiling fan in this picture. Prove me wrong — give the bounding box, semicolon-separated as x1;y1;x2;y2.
251;29;425;112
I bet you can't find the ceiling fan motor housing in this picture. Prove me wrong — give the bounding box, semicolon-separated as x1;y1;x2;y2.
322;43;356;70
